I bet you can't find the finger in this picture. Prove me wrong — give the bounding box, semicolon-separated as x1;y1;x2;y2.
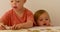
14;25;20;30
14;25;18;30
11;25;16;30
1;25;6;30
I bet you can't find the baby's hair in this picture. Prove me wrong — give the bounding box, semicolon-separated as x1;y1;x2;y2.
34;9;49;23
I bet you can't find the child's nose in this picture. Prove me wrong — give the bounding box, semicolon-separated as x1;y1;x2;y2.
43;19;46;21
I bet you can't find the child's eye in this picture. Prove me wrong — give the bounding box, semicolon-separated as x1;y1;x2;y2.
39;19;43;21
11;1;13;3
45;19;48;20
16;1;20;3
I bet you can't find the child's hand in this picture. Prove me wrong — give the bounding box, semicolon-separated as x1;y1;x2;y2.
4;25;11;30
10;24;16;30
11;24;22;30
14;24;22;30
0;24;6;30
0;25;6;30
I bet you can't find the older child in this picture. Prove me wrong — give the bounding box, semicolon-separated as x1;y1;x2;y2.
0;0;34;30
34;10;51;26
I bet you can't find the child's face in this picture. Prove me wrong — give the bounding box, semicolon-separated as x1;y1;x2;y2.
37;13;50;26
10;0;26;10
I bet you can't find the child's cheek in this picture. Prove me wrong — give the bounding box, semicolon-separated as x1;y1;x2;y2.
45;21;50;25
38;21;44;26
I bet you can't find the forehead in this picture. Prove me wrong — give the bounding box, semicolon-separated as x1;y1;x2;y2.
39;13;49;18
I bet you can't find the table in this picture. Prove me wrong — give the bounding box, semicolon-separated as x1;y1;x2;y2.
0;27;60;32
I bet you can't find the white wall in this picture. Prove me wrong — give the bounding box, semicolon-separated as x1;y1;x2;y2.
0;0;60;26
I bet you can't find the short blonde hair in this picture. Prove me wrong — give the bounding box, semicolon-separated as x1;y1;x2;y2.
34;10;50;23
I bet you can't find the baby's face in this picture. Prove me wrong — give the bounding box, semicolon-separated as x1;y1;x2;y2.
37;13;50;26
10;0;26;10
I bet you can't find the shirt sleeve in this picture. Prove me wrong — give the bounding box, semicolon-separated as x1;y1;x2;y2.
1;12;10;25
26;11;36;26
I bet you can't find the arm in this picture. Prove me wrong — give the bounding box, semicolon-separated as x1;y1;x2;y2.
19;19;33;28
19;13;34;28
0;19;6;30
0;12;11;30
13;12;34;29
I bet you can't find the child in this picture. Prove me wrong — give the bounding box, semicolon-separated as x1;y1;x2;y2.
34;10;51;26
0;0;34;30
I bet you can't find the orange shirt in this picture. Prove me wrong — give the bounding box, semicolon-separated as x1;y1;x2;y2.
1;9;34;26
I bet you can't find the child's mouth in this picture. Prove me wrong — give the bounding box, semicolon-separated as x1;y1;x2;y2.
43;24;46;26
13;6;17;8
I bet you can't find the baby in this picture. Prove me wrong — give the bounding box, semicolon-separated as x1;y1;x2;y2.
34;10;51;26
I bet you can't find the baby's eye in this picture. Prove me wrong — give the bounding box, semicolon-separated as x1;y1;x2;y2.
39;19;43;21
45;19;49;20
11;1;13;3
16;1;20;3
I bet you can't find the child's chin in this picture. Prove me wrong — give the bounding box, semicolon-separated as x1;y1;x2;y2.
38;24;48;26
